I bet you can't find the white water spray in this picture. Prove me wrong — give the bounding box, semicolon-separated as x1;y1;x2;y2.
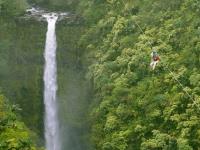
43;14;60;150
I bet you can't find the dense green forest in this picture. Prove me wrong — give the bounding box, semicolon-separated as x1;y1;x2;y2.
0;94;43;149
0;0;44;149
77;0;200;149
0;0;200;149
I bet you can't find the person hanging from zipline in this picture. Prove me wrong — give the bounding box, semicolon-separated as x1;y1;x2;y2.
150;50;160;70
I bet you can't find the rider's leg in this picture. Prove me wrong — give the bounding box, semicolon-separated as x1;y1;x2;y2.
152;61;158;70
150;61;154;68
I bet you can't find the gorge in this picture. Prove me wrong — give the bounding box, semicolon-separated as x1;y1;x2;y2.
0;0;200;150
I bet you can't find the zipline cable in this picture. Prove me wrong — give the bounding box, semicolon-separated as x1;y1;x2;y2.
121;0;154;48
163;64;200;108
120;0;199;109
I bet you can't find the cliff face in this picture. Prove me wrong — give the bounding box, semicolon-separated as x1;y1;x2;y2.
0;3;92;149
0;17;45;139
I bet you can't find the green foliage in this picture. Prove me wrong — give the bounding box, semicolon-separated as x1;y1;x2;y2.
0;17;45;139
0;94;42;149
1;0;200;149
0;0;28;16
29;0;79;11
76;0;200;149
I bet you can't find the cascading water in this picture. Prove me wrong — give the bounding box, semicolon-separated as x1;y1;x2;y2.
43;14;60;150
25;8;89;150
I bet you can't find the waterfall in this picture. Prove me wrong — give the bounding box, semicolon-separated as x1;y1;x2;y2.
43;14;60;150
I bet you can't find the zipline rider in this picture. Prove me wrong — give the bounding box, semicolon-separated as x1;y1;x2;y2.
150;50;160;70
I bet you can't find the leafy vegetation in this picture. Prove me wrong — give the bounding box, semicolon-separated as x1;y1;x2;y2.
0;1;90;149
76;0;200;149
0;16;45;138
28;0;79;11
0;93;43;149
0;0;28;16
0;0;200;149
0;2;45;148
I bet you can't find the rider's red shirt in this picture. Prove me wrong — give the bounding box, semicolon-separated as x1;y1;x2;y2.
153;56;160;61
